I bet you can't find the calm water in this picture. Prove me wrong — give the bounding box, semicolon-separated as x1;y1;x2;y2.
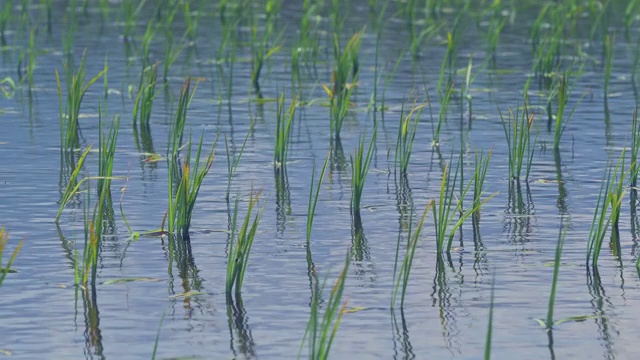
2;1;640;359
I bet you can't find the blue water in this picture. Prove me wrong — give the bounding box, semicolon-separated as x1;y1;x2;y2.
1;1;640;359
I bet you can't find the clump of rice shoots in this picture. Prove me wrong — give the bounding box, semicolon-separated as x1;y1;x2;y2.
226;191;263;296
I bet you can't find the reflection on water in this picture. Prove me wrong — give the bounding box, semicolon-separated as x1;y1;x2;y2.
78;285;104;360
274;168;291;239
391;308;414;360
226;294;256;359
587;268;616;360
164;234;202;319
504;180;535;248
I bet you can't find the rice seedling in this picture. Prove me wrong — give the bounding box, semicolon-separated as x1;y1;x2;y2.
500;105;535;181
62;0;79;56
534;225;595;330
306;152;330;243
0;0;12;46
224;128;250;201
17;28;37;90
0;227;23;287
97;110;120;197
603;33;614;99
484;276;496;360
484;2;506;66
461;57;477;125
226;191;263;296
139;21;157;68
325;31;363;140
547;64;584;150
586;154;634;269
55;145;92;223
250;0;282;94
391;200;433;309
274;94;297;171
151;311;166;360
300;252;350;360
121;0;138;42
433;153;494;255
350;123;377;218
394;97;424;176
166;130;216;239
292;0;321;79
625;0;639;40
56;54;108;152
431;80;453;148
132;63;159;153
166;79;217;239
472;149;492;217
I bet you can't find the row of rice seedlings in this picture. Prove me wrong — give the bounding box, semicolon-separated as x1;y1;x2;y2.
326;31;362;140
0;227;23;287
226;191;263;296
394;97;423;176
500;105;535;181
391;200;433;309
274;94;297;171
56;55;108;152
132;63;159;154
300;252;350;360
165;79;217;239
350;123;377;218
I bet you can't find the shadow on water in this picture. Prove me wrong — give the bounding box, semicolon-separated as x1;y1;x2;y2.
390;308;415;360
586;268;616;360
430;255;461;356
274;167;291;239
226;294;256;359
163;234;203;319
77;284;104;360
